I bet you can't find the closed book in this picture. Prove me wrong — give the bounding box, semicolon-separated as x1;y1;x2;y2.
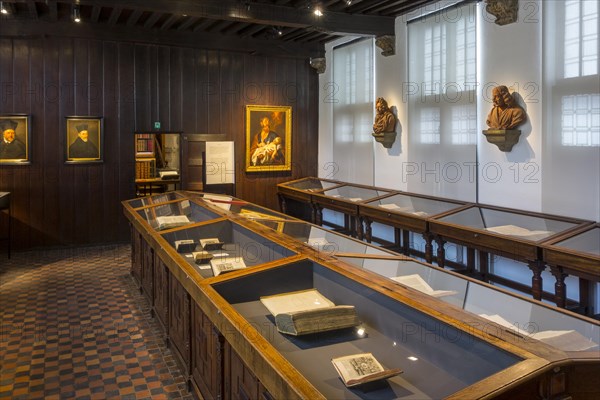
193;251;214;264
275;305;360;336
200;238;225;251
174;239;196;253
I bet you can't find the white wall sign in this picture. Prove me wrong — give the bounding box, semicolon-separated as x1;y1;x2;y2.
205;141;235;184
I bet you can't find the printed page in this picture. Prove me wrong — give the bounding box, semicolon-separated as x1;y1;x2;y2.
260;289;335;316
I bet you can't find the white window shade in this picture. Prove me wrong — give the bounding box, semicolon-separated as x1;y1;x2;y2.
407;2;477;201
332;39;374;184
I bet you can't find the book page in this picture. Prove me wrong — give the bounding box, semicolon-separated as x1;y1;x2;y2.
260;289;335;316
378;203;409;211
529;330;599;351
210;257;246;276
391;274;458;297
203;194;233;210
348;197;363;202
485;225;554;240
478;314;519;331
155;215;190;230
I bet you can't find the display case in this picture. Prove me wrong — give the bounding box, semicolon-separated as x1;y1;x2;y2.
277;177;343;223
123;191;600;400
312;184;393;239
429;204;592;302
125;191;185;209
360;192;469;261
542;223;600;315
134;198;221;231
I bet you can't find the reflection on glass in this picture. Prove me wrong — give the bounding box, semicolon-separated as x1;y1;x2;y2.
368;193;462;217
282;178;339;192
322;185;391;202
554;226;600;256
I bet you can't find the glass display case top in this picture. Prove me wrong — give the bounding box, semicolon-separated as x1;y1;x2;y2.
127;191;184;208
257;220;394;258
436;206;580;242
159;219;296;279
136;199;221;231
553;225;600;256
338;256;599;353
321;184;392;203
280;177;339;192
211;260;522;399
366;193;464;217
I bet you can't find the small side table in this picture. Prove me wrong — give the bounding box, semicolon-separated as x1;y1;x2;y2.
0;192;10;258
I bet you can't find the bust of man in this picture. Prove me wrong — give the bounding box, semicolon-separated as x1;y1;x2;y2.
372;97;396;136
486;85;527;130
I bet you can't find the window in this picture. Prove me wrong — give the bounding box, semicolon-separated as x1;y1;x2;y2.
332;38;374;184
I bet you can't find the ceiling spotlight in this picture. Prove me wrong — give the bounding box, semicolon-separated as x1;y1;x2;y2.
73;4;81;23
276;26;283;36
1;2;8;15
346;0;353;5
313;6;323;17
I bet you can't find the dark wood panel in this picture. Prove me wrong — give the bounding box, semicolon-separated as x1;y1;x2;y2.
0;30;318;249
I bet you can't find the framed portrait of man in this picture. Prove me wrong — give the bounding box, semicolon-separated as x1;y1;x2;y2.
65;116;103;163
0;114;31;165
245;105;291;172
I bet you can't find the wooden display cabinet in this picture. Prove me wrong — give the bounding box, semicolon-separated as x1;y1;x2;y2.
141;241;154;303
153;253;170;333
169;273;191;380
191;303;224;400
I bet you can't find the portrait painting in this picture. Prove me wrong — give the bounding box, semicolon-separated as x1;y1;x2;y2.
0;114;31;165
245;105;291;172
65;116;103;163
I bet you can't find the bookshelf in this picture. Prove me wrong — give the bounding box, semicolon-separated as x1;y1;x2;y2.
134;132;182;196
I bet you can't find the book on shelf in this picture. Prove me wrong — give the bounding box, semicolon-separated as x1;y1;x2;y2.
210;257;247;276
260;289;360;336
155;215;190;230
331;353;403;388
174;239;196;253
391;274;458;298
485;224;554;241
192;251;214;264
200;238;225;251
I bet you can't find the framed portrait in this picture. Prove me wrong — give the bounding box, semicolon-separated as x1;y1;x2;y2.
65;116;103;163
245;105;291;172
0;114;31;165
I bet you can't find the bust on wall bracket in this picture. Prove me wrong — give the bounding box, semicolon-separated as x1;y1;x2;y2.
375;35;395;57
372;97;397;148
483;85;527;152
485;0;519;26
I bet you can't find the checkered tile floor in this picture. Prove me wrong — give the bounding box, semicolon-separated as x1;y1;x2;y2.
0;244;193;400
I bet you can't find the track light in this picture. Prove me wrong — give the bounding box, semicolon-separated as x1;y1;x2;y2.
73;4;81;23
1;2;8;15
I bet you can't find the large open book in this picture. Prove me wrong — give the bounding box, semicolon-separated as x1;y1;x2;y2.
260;289;360;336
391;274;458;298
155;215;190;230
210;257;246;276
485;224;554;241
331;353;403;387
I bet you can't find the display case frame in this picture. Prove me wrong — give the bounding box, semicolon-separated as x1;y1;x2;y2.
122;191;600;400
542;223;600;315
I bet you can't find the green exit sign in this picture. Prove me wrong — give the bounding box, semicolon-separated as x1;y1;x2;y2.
154;121;161;129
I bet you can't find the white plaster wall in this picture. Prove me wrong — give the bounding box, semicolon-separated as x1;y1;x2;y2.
477;0;543;210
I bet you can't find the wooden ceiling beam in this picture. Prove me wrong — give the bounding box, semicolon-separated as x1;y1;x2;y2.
126;9;143;26
176;15;197;31
27;1;37;19
90;5;101;23
66;0;395;37
0;18;324;58
107;6;122;26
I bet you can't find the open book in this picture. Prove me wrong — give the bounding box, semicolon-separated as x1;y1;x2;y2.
485;225;554;241
155;215;190;230
331;353;403;387
210;257;246;276
391;274;458;298
200;238;225;251
306;237;336;253
478;314;598;352
260;289;359;336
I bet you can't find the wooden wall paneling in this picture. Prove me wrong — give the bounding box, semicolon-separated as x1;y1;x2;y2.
149;46;159;128
194;49;209;134
72;38;90;245
0;39;14;241
180;47;196;190
117;42;136;239
102;41;120;242
58;38;75;244
11;39;32;248
307;60;319;178
206;50;222;135
134;44;151;130
157;46;171;130
28;38;46;247
87;39;105;244
169;47;182;132
42;38;61;245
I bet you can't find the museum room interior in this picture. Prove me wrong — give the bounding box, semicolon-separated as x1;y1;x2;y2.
0;0;599;399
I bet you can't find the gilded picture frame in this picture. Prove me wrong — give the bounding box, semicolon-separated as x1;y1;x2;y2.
0;114;31;165
65;116;103;164
245;105;291;172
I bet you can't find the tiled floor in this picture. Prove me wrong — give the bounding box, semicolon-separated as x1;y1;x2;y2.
0;244;193;400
